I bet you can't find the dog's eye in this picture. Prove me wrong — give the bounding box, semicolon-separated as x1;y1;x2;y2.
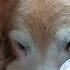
66;41;70;52
9;30;31;55
18;43;26;51
17;43;30;55
17;42;28;55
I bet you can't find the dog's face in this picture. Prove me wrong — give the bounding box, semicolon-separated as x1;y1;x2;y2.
0;0;70;70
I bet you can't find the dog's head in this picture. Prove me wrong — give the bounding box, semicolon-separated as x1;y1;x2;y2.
0;0;70;70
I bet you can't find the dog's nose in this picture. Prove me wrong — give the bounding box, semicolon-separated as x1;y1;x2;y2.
60;59;70;70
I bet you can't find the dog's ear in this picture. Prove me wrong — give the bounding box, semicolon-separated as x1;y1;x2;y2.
0;0;18;65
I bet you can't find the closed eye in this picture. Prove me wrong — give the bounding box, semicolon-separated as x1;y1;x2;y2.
9;30;31;55
66;41;70;52
17;42;27;55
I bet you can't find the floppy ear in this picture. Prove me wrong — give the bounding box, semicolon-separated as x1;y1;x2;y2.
0;0;18;64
